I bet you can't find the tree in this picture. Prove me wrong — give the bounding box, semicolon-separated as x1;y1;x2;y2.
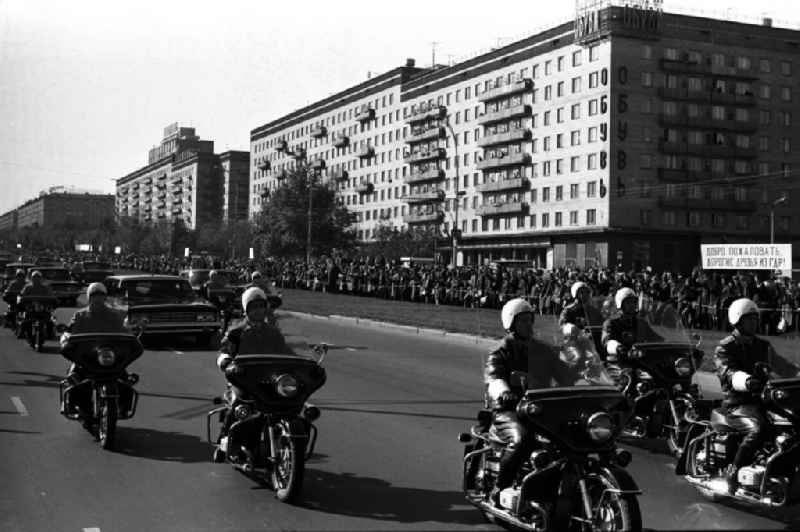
254;168;357;259
361;223;438;262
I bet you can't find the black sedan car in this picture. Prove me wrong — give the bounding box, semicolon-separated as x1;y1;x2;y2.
104;275;222;347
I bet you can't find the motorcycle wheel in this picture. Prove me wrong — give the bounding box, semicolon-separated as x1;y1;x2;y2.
271;422;305;503
666;400;689;457
98;400;118;451
570;471;641;532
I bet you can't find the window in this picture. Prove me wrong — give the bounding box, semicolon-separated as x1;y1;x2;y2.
556;133;563;148
781;87;792;101
759;58;771;73
736;215;750;229
663;211;677;226
543;161;551;176
542;187;550;202
587;181;596;197
545;60;552;75
688;212;701;227
544;85;552;100
555;212;562;227
571;77;582;93
640;210;651;225
712;105;725;120
570;156;580;172
569;210;578;225
556;159;564;174
641;72;653;87
557;56;564;71
688;77;702;91
570;183;579;199
543;137;551;151
781;60;792;76
759;84;771;99
556;185;563;201
664;48;678;60
783;138;791;153
543;110;551;125
587;153;597;170
759;136;769;151
588;127;597;143
571;103;581;120
572;50;582;66
641;98;653;114
589;71;599;88
641;45;652;59
557;82;564;97
735;108;749;122
712;213;726;228
736;56;751;70
541;213;550;228
571;130;580;146
588;99;598;115
760;110;771;125
589;45;599;62
586;209;596;225
557;108;564;123
532;64;539;79
779;111;792;127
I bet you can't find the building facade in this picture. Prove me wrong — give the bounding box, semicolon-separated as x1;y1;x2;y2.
219;151;251;224
250;6;798;271
116;124;249;230
0;189;114;233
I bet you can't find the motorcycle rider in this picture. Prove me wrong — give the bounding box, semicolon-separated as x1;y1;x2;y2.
714;298;798;495
17;270;56;339
60;282;130;420
559;281;604;352
203;270;230;300
214;287;292;462
484;298;578;506
2;269;26;327
601;287;663;362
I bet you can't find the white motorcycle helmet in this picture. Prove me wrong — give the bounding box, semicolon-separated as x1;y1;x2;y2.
501;298;533;331
728;298;759;326
570;281;588;300
561;322;580;341
241;286;267;312
614;287;637;310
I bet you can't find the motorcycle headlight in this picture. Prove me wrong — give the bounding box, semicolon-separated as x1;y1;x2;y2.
586;412;615;443
234;404;252;419
97;348;116;367
196;313;216;322
274;374;299;398
628;348;643;359
674;357;693;377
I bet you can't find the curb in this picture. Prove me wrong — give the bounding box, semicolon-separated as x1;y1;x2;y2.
282;309;500;347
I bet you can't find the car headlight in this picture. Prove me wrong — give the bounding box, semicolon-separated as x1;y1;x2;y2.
586;412;615;443
196;313;216;322
674;357;693;377
234;404;252;419
97;348;116;367
274;374;299;398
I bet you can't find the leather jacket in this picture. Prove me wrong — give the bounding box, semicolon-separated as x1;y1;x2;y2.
714;330;797;407
484;334;578;409
67;305;127;334
601;313;663;361
19;283;55;299
220;319;292;357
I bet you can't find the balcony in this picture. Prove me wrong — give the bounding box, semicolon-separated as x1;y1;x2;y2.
407;126;446;144
257;159;271;171
658;58;759;80
710;91;757;107
356;182;374;195
404;147;446;165
276;139;288;152
477;151;531;170
357;146;375;159
406;104;447;125
479;127;531;147
172;198;182;205
275;170;288;180
657;87;710;103
479;78;533;103
657;197;757;212
657;113;688;127
332;168;349;181
479;104;531;125
333;135;349;148
172;208;182;215
686;116;759;132
356;106;375;123
172;176;183;184
476;201;528;216
402;189;445;204
405;168;445;184
658;141;688;154
310;124;327;138
403;211;444;224
310;159;326;171
476;177;529;193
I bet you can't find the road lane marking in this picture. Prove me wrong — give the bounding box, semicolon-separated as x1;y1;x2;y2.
83;528;101;532
10;397;29;416
170;348;185;355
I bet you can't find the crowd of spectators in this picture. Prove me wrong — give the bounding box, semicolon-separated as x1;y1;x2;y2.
12;250;800;336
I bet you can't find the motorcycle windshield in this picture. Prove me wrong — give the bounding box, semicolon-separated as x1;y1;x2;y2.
555;329;616;388
61;333;144;375
223;330;326;408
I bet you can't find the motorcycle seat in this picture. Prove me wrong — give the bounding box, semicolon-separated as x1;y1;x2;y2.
710;407;736;433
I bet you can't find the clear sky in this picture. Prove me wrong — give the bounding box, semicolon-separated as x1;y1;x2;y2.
0;0;797;214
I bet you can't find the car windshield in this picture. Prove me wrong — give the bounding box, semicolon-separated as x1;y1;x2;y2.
122;279;196;300
38;269;70;281
188;271;211;286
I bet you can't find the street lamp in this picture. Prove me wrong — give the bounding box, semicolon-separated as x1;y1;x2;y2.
770;194;787;244
443;117;461;267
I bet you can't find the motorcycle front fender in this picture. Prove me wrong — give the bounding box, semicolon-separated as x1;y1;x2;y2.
600;464;641;493
675;421;708;475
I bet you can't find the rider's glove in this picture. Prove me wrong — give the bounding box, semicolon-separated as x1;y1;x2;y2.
497;391;519;410
217;353;233;371
746;376;764;392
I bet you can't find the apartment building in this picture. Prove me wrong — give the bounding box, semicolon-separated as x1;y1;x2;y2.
250;4;798;271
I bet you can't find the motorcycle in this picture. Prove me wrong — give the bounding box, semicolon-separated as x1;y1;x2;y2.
614;341;705;456
58;331;143;450
2;291;20;329
206;341;326;503
459;361;642;531
16;295;58;351
206;287;239;333
678;362;800;510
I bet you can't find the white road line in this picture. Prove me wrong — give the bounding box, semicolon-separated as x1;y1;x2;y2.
83;528;101;532
10;396;29;416
171;349;185;355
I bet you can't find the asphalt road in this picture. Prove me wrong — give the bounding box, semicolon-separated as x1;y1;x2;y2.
0;303;797;531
